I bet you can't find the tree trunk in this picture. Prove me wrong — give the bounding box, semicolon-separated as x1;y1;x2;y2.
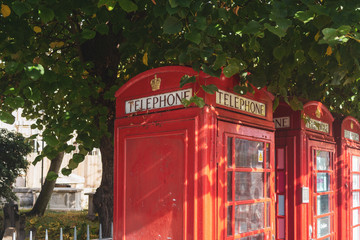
93;135;114;237
27;152;64;217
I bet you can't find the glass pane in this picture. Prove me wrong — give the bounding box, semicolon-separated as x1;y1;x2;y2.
266;201;270;228
353;209;359;226
278;195;285;216
278;218;285;239
228;137;233;168
266;143;270;169
235;172;264;201
354;226;360;240
317;216;331;238
277;171;285;193
235;139;264;168
238;232;265;240
266;172;270;198
354;174;360;190
353;156;360;172
317;194;330;215
316;150;330;170
235;203;264;234
317;173;330;192
227;206;233;236
277;148;285;169
354;192;360;207
227;172;233;201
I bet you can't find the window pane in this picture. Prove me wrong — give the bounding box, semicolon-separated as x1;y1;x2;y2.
317;216;331;238
235;203;264;234
266;201;270;228
266;172;270;198
235;172;264;201
316;151;330;170
317;194;330;215
354;226;360;240
228;137;233;168
278;218;285;239
235;139;264;168
266;143;270;169
317;173;330;192
278;195;285;216
353;156;360;172
277;171;285;193
227;172;233;201
354;174;360;190
227;206;233;236
277;148;285;169
353;209;359;226
354;192;360;207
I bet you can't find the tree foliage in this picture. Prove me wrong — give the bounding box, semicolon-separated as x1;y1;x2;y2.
0;0;360;233
0;129;31;202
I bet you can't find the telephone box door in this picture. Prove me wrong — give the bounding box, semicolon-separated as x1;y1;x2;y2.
309;141;336;240
348;149;360;240
217;121;275;240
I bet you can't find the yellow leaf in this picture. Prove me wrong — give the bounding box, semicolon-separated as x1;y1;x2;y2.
33;26;42;33
325;46;332;56
56;41;64;47
142;52;148;66
314;31;320;41
1;4;11;18
49;42;57;48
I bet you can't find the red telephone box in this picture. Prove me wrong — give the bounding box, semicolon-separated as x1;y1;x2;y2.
114;66;276;240
274;101;336;240
334;116;360;240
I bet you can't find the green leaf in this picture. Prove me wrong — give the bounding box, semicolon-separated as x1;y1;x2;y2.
39;6;55;23
242;21;262;34
95;23;109;35
163;16;182;34
223;63;239;78
5;62;21;74
43;135;59;147
12;1;31;17
201;65;221;77
61;168;72;176
65;145;76;153
4;96;24;109
117;0;138;12
202;84;218;94
233;85;248;95
25;64;44;80
264;23;286;38
194;17;207;31
273;97;279;111
180;75;196;88
73;153;85;163
294;11;314;24
82;29;96;39
168;0;178;8
273;46;287;60
190;95;205;108
185;31;201;44
294;50;306;64
46;171;58;181
289;96;303;111
0;111;15;124
213;54;226;70
32;155;43;165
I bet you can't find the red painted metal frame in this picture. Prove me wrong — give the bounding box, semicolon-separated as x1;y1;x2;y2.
334;116;360;240
114;66;275;240
274;101;336;240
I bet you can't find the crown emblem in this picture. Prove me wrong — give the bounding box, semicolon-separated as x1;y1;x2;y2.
315;108;321;118
150;74;161;91
351;121;354;129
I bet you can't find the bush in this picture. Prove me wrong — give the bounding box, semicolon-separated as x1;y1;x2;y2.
0;129;31;202
24;211;99;239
